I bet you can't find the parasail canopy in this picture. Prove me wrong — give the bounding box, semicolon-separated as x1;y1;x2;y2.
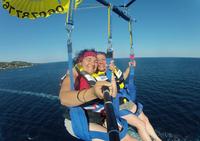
2;0;82;19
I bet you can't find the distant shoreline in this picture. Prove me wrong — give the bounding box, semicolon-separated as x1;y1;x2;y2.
0;61;34;70
0;57;199;67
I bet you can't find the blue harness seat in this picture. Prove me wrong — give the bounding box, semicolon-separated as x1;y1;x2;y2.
69;106;129;140
111;65;143;118
112;87;143;117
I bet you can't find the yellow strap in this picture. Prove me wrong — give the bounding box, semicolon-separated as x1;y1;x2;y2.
108;5;111;40
75;64;84;72
92;73;99;78
98;71;105;75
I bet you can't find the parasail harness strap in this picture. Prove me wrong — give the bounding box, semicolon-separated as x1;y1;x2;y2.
65;1;128;140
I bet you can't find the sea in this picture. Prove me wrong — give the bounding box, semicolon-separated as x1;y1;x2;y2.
0;58;199;141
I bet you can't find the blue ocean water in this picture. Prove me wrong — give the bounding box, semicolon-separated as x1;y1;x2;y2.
0;58;200;141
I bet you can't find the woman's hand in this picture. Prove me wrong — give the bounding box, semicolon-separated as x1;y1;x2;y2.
109;60;116;72
93;81;113;99
129;60;136;67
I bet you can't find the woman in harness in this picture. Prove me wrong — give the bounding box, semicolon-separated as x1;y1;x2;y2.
59;49;137;141
95;52;162;141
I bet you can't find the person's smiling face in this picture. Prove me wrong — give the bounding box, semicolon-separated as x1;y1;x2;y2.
97;54;106;72
81;56;97;74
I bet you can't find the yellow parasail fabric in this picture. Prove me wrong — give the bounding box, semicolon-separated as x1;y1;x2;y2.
2;0;82;19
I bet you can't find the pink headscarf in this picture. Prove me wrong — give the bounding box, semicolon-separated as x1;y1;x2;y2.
78;51;97;62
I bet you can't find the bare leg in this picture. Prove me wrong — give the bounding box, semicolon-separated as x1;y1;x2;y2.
138;112;162;141
89;123;107;141
121;134;138;141
89;123;137;141
122;114;152;141
128;103;161;141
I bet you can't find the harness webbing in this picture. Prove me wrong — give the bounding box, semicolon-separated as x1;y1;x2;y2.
129;20;133;50
65;1;137;140
66;0;75;90
108;5;112;43
106;4;113;81
126;10;136;102
129;20;134;62
105;4;120;141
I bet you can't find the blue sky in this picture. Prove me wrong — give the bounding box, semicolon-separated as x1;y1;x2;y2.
0;0;200;63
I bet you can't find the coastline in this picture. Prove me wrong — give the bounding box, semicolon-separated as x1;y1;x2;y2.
0;61;34;70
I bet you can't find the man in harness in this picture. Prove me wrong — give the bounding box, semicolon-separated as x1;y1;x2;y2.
95;52;162;141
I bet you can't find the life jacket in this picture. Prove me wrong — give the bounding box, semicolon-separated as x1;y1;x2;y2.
67;64;129;141
75;64;96;87
113;67;126;90
93;68;126;90
74;76;89;90
74;64;104;112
